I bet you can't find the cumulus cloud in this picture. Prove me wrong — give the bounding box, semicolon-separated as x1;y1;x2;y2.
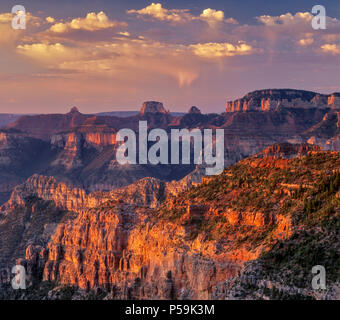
257;12;312;26
200;8;224;22
50;11;125;33
127;3;237;27
199;8;237;27
46;16;55;23
190;42;254;58
127;3;191;23
321;44;340;55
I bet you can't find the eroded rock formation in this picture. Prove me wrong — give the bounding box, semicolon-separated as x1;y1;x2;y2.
1;144;338;300
226;89;340;112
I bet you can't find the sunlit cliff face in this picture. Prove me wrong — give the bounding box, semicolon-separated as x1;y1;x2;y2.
0;3;340;113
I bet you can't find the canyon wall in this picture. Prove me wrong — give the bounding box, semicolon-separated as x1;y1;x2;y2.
226;89;340;112
2;144;338;299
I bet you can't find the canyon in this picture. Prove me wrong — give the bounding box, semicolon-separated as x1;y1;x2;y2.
226;89;340;112
2;89;339;204
0;89;339;300
0;142;339;300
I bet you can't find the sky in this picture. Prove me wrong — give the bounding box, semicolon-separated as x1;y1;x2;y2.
0;0;340;114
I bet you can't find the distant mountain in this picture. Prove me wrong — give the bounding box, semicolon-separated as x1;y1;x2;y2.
0;90;340;201
95;111;139;117
96;110;186;117
2;90;340;205
226;89;340;112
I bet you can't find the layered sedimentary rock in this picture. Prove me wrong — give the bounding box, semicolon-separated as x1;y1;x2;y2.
7;107;93;141
0;196;71;269
3;90;337;202
226;89;340;112
1;144;338;300
50;124;118;169
257;142;322;159
140;101;168;115
51;126;117;150
1;174;167;214
303;111;340;151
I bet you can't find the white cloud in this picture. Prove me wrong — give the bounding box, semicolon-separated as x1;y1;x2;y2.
190;42;254;58
46;16;55;23
199;8;238;27
127;4;238;28
257;12;312;26
200;8;224;22
50;11;125;33
127;3;191;23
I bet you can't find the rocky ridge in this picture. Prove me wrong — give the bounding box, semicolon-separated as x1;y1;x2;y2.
0;143;338;300
226;89;340;112
2;90;337;203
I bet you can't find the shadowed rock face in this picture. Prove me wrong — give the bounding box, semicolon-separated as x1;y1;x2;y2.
0;130;55;204
188;106;201;114
226;89;340;112
0;114;21;128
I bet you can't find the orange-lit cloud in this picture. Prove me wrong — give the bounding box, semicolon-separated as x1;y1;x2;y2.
16;38;200;87
127;3;237;27
257;12;313;26
127;3;192;23
46;16;55;23
0;12;42;45
16;43;75;63
50;11;126;33
199;8;237;27
190;42;254;58
321;44;340;55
